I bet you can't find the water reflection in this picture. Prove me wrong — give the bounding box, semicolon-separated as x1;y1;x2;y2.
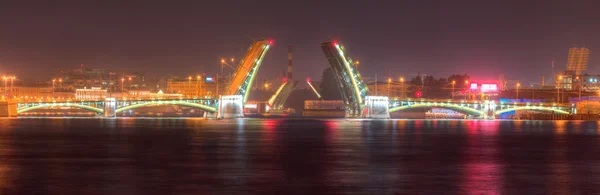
0;119;598;193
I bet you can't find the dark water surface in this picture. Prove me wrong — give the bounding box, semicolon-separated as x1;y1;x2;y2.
1;118;600;194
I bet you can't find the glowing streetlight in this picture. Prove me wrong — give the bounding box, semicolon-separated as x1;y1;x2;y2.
451;80;456;100
230;58;235;62
121;78;125;98
516;82;521;100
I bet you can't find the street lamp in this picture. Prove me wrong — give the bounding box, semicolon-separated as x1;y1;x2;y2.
52;79;56;97
557;75;563;102
2;76;6;97
196;75;201;97
220;59;226;74
58;78;63;90
354;60;360;70
387;78;391;97
9;76;14;97
188;76;192;98
516;82;521;100
399;77;404;99
121;78;125;99
451;80;456;100
465;80;469;100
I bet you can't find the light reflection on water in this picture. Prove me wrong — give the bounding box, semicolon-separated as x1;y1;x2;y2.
0;118;599;194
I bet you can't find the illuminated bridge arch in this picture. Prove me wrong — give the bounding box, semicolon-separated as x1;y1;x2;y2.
389;103;485;116
17;103;104;114
115;101;217;113
494;106;570;115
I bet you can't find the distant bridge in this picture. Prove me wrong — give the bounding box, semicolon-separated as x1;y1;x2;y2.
319;40;575;119
388;99;573;118
2;39;274;118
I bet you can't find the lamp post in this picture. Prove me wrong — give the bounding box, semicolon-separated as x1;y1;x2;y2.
465;80;469;100
557;75;563;102
58;78;63;91
196;75;201;97
387;78;391;98
188;76;192;98
451;80;456;100
400;77;404;99
121;78;125;99
9;76;14;97
516;82;520;100
52;79;56;98
220;59;225;74
2;76;6;97
576;76;581;100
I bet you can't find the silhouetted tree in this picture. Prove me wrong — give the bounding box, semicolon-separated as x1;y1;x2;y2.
319;67;342;100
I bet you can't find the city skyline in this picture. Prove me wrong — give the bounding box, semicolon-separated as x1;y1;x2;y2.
0;0;598;84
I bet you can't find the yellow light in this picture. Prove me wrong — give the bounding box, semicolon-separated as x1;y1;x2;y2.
121;78;124;81
387;78;391;83
221;59;225;63
230;58;234;62
452;80;456;84
517;83;520;87
465;80;469;84
197;76;201;79
558;75;563;80
400;77;404;82
128;77;132;81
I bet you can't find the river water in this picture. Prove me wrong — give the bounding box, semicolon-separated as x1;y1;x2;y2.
0;118;599;194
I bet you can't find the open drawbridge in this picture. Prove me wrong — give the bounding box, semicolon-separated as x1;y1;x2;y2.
224;39;272;103
267;79;298;112
320;41;369;117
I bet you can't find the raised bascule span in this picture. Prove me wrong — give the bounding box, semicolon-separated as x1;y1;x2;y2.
267;79;298;112
224;39;273;103
306;79;321;99
320;41;369;118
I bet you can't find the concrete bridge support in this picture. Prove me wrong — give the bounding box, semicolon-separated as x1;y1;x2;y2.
217;95;244;119
104;98;116;118
362;96;390;119
0;99;18;117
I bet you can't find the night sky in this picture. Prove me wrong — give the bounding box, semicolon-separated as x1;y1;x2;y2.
0;0;598;85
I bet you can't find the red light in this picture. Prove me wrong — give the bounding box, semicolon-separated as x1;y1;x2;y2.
415;91;422;98
282;77;287;82
332;41;338;46
268;40;273;45
306;78;311;82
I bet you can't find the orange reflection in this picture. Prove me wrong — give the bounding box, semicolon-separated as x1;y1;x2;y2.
554;121;567;135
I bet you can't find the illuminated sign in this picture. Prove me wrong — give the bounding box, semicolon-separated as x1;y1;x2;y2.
470;83;478;90
481;84;498;92
244;104;257;109
205;77;213;82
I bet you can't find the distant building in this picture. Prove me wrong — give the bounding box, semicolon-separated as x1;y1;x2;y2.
167;75;228;98
566;47;590;76
11;87;53;99
76;87;108;100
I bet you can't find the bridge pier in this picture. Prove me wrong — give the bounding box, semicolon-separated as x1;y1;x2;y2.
217;95;244;119
104;98;116;118
362;96;390;119
0;99;18;117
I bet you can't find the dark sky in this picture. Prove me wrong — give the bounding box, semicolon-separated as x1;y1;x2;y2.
0;0;598;85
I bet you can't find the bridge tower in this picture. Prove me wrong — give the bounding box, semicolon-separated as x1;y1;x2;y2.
320;41;371;118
